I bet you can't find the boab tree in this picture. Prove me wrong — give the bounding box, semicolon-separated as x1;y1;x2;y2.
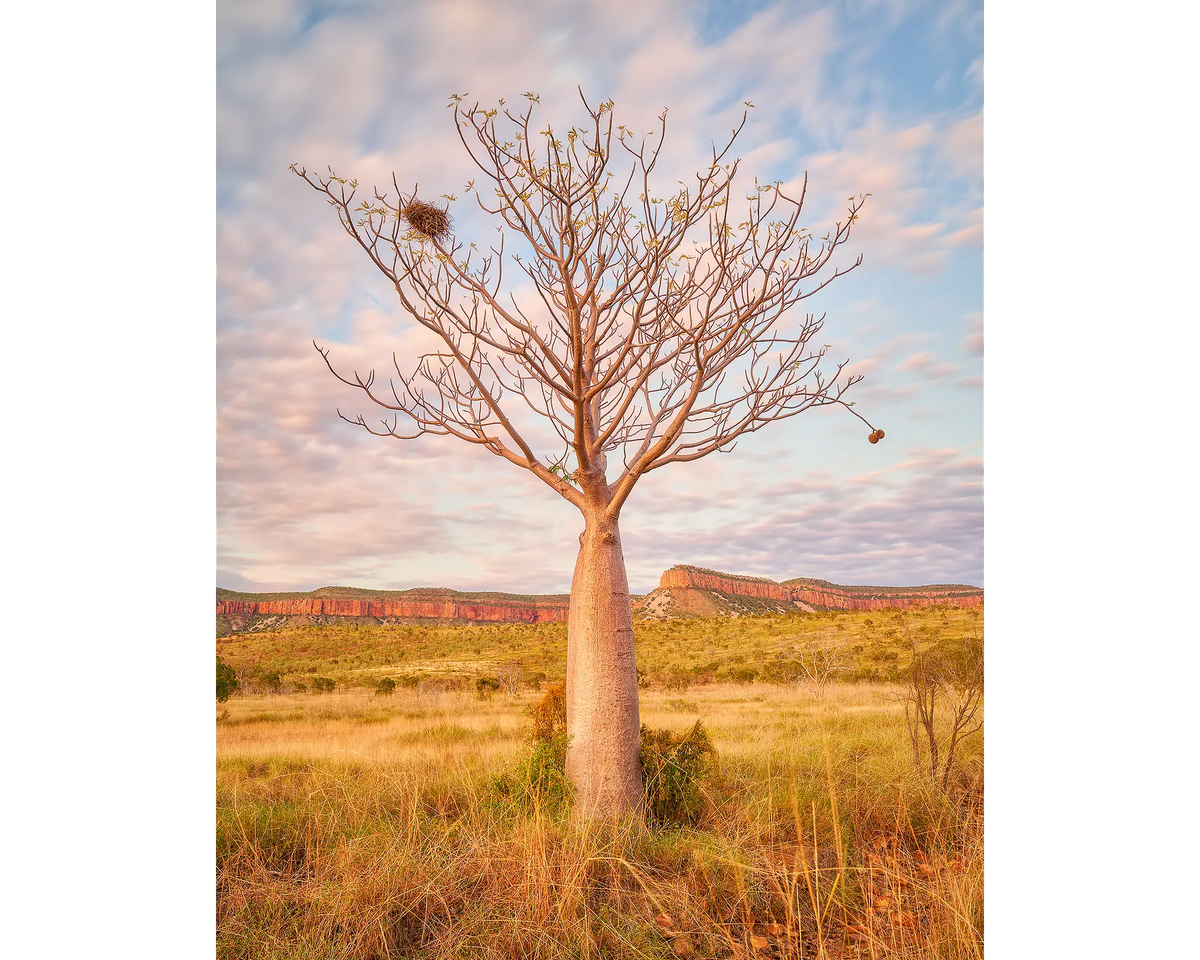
293;91;881;816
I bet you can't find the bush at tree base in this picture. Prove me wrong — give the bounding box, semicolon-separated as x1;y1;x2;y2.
527;680;566;740
491;732;575;812
496;682;717;826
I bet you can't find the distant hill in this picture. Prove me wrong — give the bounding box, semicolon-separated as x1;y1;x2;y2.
635;565;983;618
217;566;981;635
216;585;571;636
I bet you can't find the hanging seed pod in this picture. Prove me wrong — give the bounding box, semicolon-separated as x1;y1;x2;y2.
401;199;452;240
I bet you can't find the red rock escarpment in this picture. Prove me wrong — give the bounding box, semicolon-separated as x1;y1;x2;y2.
660;565;982;611
216;594;570;623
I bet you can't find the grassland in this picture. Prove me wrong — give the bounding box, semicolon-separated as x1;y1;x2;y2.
216;605;983;691
217;607;983;959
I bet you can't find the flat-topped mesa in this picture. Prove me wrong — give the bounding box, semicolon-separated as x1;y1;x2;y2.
216;588;570;624
660;565;983;611
658;565;793;601
217;566;983;633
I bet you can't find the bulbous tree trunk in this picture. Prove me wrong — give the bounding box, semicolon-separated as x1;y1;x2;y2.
564;510;643;817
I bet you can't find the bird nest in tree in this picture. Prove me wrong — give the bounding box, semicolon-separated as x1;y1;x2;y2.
402;199;452;241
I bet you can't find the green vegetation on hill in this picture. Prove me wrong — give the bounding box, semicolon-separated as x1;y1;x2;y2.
666;563;982;592
668;563;776;583
216;605;982;693
781;576;982;593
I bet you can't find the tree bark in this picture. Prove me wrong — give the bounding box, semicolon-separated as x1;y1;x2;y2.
564;511;643;817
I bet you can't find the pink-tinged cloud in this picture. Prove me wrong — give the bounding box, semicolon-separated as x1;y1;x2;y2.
962;311;984;355
217;0;983;594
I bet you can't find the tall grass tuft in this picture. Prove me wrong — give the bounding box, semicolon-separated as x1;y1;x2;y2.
218;682;982;959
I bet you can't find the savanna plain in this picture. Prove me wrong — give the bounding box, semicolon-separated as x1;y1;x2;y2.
217;606;983;960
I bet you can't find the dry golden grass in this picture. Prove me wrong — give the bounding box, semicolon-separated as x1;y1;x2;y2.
218;681;982;959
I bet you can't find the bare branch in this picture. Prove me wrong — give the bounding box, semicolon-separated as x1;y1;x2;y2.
295;96;878;519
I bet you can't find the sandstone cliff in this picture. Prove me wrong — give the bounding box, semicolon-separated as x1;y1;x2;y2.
216;586;570;633
217;565;982;634
640;565;982;616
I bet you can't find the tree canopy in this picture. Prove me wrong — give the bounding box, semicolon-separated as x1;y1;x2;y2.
294;91;878;518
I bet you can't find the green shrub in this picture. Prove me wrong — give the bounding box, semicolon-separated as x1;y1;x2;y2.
662;669;693;692
494;682;572;811
475;677;501;699
311;677;335;694
639;720;716;827
374;677;396;696
216;657;239;702
715;665;757;684
491;732;574;812
757;660;796;685
499;684;717;826
259;671;282;694
396;674;421;689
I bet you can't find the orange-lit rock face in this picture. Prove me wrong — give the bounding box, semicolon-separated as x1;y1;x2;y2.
218;565;983;627
215;597;569;623
658;567;792;600
659;566;983;611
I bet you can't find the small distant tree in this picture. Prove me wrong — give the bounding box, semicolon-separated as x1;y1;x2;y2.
296;91;880;815
259;671;282;695
374;677;397;696
901;636;983;789
788;632;850;701
496;662;523;698
216;657;239;702
417;677;450;696
476;676;502;700
311;677;336;694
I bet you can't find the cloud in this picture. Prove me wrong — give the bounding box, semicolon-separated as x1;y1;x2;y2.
215;0;983;594
897;351;962;381
961;311;984;355
940;110;983;183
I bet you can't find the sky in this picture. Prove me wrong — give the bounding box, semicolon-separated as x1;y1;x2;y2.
217;0;984;595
